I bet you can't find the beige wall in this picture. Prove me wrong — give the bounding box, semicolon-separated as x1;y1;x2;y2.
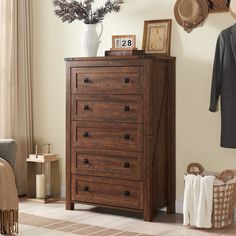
32;0;236;205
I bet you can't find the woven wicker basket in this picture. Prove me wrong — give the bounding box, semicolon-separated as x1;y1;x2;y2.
186;163;236;229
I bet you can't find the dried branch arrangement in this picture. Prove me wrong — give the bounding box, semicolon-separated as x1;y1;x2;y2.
53;0;124;24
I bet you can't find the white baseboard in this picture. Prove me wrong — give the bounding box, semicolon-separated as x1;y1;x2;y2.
60;185;65;198
175;200;183;214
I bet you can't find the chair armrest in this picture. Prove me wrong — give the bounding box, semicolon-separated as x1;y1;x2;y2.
0;139;16;168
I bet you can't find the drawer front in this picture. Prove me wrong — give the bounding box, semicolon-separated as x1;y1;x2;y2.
71;122;143;152
71;67;142;94
71;95;143;123
71;175;143;210
71;149;143;179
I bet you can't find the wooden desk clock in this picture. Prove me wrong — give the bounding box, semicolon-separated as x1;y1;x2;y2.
112;35;137;50
105;35;144;56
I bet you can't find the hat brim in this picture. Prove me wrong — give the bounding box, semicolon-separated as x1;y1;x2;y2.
174;0;209;30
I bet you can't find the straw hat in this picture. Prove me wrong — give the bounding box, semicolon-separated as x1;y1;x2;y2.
174;0;209;33
230;0;236;19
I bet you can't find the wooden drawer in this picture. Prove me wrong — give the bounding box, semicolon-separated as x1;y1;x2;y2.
71;95;143;123
71;175;143;210
71;67;142;94
71;149;143;180
71;122;143;152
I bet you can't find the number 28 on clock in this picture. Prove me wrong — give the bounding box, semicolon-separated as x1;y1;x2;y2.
112;35;137;50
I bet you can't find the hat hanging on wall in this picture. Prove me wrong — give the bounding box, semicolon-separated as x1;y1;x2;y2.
174;0;209;33
230;0;236;18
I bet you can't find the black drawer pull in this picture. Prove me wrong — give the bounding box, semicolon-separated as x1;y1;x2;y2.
124;190;130;197
84;78;90;83
124;105;130;112
83;132;89;137
83;186;89;191
124;134;130;140
124;162;130;168
83;159;89;164
84;105;90;111
124;77;130;84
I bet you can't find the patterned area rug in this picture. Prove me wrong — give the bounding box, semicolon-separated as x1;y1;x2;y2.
19;213;155;236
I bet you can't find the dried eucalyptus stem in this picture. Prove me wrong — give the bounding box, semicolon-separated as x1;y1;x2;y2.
53;0;124;24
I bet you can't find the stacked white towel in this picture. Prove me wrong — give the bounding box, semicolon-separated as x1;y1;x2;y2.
183;174;215;228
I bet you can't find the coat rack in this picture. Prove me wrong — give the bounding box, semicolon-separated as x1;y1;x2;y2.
208;0;231;13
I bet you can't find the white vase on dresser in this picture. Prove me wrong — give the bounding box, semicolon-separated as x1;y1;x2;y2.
81;23;103;57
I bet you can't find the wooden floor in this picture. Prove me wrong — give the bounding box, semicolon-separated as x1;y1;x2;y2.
19;200;236;236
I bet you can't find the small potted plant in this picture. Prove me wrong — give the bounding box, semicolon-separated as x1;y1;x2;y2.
53;0;124;57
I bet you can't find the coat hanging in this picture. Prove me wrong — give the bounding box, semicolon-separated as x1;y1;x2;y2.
209;23;236;148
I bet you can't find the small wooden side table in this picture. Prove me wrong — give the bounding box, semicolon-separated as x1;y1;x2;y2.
27;154;60;203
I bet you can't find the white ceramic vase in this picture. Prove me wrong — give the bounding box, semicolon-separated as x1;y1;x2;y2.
81;23;103;57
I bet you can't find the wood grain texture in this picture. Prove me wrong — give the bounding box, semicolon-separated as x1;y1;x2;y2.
51;161;60;198
71;148;142;180
71;94;143;123
66;62;73;210
166;59;176;214
65;56;176;221
152;60;169;212
143;59;154;221
71;121;143;152
71;67;142;95
27;162;37;198
71;175;143;210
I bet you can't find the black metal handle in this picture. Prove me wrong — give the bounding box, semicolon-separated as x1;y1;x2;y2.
84;105;89;111
84;77;90;83
124;190;130;197
124;105;130;112
83;132;89;137
83;186;89;191
123;162;130;168
83;159;89;164
124;134;130;140
124;77;130;84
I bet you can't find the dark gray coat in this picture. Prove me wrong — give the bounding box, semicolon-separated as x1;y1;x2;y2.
210;23;236;148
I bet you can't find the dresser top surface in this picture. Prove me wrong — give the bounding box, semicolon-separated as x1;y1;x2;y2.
64;55;176;62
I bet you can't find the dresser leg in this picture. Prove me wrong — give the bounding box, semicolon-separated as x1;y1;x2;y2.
66;202;74;210
143;209;153;222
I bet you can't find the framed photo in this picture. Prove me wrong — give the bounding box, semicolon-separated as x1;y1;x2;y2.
142;19;172;56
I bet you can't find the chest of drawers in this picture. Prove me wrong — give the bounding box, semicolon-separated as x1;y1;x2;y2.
65;56;175;221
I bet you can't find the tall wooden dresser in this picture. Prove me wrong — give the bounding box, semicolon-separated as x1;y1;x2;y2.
65;56;175;221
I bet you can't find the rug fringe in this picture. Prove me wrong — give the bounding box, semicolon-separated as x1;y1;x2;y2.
0;210;18;234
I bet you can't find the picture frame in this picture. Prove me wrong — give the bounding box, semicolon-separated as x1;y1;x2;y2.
142;19;172;56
